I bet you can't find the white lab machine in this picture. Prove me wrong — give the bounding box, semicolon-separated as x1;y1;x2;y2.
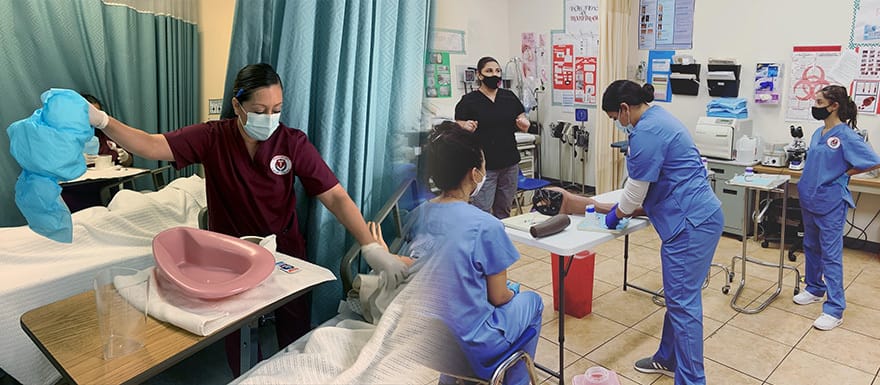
694;117;754;160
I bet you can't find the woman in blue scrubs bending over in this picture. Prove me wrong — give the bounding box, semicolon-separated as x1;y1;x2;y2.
599;80;723;385
793;85;880;331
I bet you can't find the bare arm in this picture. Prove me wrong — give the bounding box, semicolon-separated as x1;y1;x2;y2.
847;163;880;176
316;183;374;246
101;117;175;161
515;113;530;132
486;270;514;306
456;120;478;132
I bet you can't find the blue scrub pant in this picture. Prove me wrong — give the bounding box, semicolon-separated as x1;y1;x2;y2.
801;202;847;319
445;291;543;385
654;209;723;385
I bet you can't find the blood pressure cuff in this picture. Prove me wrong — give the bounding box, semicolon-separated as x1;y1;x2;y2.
532;188;563;216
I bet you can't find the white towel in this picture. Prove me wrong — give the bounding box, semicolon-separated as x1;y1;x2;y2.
117;249;336;336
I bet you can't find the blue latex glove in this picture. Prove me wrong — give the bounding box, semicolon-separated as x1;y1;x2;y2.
506;280;521;295
605;203;621;230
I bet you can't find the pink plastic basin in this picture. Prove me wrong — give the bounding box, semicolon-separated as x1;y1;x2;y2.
152;227;275;299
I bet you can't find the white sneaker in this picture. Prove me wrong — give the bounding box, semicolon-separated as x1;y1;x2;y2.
793;291;823;305
813;313;843;331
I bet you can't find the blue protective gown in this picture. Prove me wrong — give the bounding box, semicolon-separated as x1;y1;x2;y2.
406;201;543;385
626;105;723;385
797;123;880;319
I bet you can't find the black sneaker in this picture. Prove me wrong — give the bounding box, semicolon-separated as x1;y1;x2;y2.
633;357;673;377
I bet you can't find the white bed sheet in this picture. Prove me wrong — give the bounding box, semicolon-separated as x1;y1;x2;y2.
0;175;207;385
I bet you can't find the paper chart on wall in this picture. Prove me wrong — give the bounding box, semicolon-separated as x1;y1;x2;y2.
851;80;880;115
851;0;880;47
786;46;842;121
551;30;596;106
638;0;695;50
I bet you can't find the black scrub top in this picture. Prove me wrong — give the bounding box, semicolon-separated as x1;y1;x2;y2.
454;89;524;170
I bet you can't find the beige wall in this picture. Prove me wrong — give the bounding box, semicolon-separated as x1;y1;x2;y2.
198;0;236;122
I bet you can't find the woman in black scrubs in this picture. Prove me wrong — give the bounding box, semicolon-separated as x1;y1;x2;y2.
454;56;530;219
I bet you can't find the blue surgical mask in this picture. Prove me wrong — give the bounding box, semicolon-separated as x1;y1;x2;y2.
240;111;281;141
83;135;100;155
614;119;633;134
614;107;634;134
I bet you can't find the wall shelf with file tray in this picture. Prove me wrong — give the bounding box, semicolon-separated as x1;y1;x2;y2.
707;64;742;97
669;64;701;95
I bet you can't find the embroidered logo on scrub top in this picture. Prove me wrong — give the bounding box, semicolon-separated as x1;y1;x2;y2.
270;155;292;175
827;137;841;149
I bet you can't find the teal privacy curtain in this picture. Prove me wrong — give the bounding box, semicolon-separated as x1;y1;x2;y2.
224;0;430;322
0;0;200;227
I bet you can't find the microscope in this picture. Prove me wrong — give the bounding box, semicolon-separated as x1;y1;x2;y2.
785;125;807;171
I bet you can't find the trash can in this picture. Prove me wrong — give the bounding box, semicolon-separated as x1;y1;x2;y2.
551;251;596;318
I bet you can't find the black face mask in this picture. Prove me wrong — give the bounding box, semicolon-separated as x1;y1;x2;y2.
481;75;501;89
811;106;832;120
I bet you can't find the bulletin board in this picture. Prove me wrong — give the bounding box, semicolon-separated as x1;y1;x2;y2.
424;52;452;98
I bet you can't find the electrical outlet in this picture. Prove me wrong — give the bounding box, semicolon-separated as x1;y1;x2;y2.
208;99;222;115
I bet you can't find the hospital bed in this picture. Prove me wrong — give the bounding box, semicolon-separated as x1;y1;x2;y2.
0;175;207;385
231;177;453;384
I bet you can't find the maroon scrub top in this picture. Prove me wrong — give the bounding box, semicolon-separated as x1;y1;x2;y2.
163;119;338;259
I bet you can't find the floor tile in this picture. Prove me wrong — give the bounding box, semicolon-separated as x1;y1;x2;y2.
594;257;650;287
838;302;880;340
508;260;553;290
532;336;581;382
585;328;664;385
846;281;880;311
766;348;875;385
727;305;813;346
622;244;663;271
650;357;764;385
631;307;723;341
704;324;791;380
591;287;664;327
540;314;627;356
797;326;880;375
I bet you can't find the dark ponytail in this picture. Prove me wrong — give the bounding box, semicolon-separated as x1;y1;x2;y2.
425;121;484;191
601;80;654;112
232;63;283;103
819;85;858;128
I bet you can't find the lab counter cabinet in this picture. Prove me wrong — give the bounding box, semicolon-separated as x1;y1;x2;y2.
707;160;754;237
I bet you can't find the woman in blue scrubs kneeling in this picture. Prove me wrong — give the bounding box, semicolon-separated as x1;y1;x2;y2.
411;121;542;385
793;85;880;330
599;80;723;385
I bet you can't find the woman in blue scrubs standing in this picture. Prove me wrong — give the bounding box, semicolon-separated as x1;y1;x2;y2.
793;85;880;330
599;80;723;385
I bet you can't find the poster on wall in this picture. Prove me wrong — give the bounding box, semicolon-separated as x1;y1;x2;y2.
786;46;842;121
850;0;880;47
552;40;575;106
754;63;783;105
565;0;600;49
424;52;451;99
851;80;880;115
522;33;538;80
574;57;597;105
647;50;674;102
638;0;695;50
551;30;596;106
430;29;466;54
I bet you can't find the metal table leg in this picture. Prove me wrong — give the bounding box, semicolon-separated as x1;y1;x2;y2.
730;182;801;313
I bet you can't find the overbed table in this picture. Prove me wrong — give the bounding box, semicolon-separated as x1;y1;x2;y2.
504;190;650;385
20;269;328;385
